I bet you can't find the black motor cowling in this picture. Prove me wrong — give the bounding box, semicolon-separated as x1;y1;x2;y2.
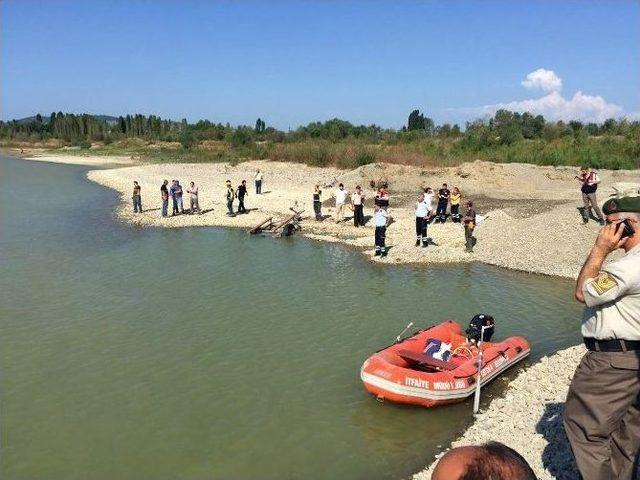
466;314;495;343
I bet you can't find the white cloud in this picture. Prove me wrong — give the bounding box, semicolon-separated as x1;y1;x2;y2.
480;90;624;123
463;68;630;123
521;68;562;92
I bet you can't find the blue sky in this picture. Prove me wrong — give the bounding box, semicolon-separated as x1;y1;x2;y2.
2;1;638;128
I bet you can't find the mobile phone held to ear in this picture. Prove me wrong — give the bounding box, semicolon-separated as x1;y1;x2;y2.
619;219;635;238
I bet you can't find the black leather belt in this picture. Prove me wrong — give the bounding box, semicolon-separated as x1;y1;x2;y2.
584;338;640;352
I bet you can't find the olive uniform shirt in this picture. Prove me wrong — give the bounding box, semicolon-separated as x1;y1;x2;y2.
581;244;640;340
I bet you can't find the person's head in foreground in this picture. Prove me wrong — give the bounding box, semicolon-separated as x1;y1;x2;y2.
133;181;139;187
602;195;640;252
431;442;536;480
417;193;425;202
241;180;246;185
339;183;344;190
443;183;448;189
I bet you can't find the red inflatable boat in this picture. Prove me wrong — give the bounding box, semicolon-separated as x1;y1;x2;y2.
360;320;530;408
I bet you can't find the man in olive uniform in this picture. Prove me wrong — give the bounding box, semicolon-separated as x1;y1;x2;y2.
564;194;640;480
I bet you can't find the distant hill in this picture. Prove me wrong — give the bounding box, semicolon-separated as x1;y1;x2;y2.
15;114;119;125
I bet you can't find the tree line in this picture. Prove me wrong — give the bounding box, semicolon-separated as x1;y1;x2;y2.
1;109;638;149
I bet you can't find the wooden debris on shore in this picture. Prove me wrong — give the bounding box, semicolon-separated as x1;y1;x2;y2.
248;207;305;237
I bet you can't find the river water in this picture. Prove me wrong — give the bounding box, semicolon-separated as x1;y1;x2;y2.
0;156;582;479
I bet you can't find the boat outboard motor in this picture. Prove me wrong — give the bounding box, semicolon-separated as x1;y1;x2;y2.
466;314;495;344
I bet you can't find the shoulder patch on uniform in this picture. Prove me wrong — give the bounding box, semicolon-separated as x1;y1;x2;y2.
593;272;618;295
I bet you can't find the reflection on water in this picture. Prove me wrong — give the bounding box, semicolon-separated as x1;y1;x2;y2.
0;157;581;480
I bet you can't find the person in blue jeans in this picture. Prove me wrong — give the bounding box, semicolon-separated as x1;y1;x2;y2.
255;170;263;194
175;180;184;214
132;181;142;213
160;180;169;217
169;180;179;215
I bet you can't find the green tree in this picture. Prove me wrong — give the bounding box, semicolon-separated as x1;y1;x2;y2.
407;109;424;131
492;110;523;145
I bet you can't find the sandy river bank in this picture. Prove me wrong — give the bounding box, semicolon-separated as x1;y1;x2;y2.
26;153;635;279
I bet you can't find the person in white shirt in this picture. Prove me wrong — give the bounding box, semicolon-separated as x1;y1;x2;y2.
374;206;389;257
254;170;263;194
186;181;200;214
332;183;349;223
424;187;434;208
415;192;433;247
351;185;365;227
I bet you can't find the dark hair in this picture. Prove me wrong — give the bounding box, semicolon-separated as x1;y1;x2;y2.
242;180;246;184
443;183;448;186
460;442;537;480
339;183;344;187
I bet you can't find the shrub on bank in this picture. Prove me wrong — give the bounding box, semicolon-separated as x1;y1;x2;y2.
270;141;378;169
24;133;638;171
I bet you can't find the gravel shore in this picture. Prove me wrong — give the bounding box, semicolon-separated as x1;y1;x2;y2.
48;155;635;279
413;345;586;480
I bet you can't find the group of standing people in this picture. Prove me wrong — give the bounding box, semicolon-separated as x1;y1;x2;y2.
414;186;476;252
225;179;252;216
225;170;264;216
433;183;463;223
158;179;200;217
314;181;476;256
312;183;378;226
131;170;266;218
